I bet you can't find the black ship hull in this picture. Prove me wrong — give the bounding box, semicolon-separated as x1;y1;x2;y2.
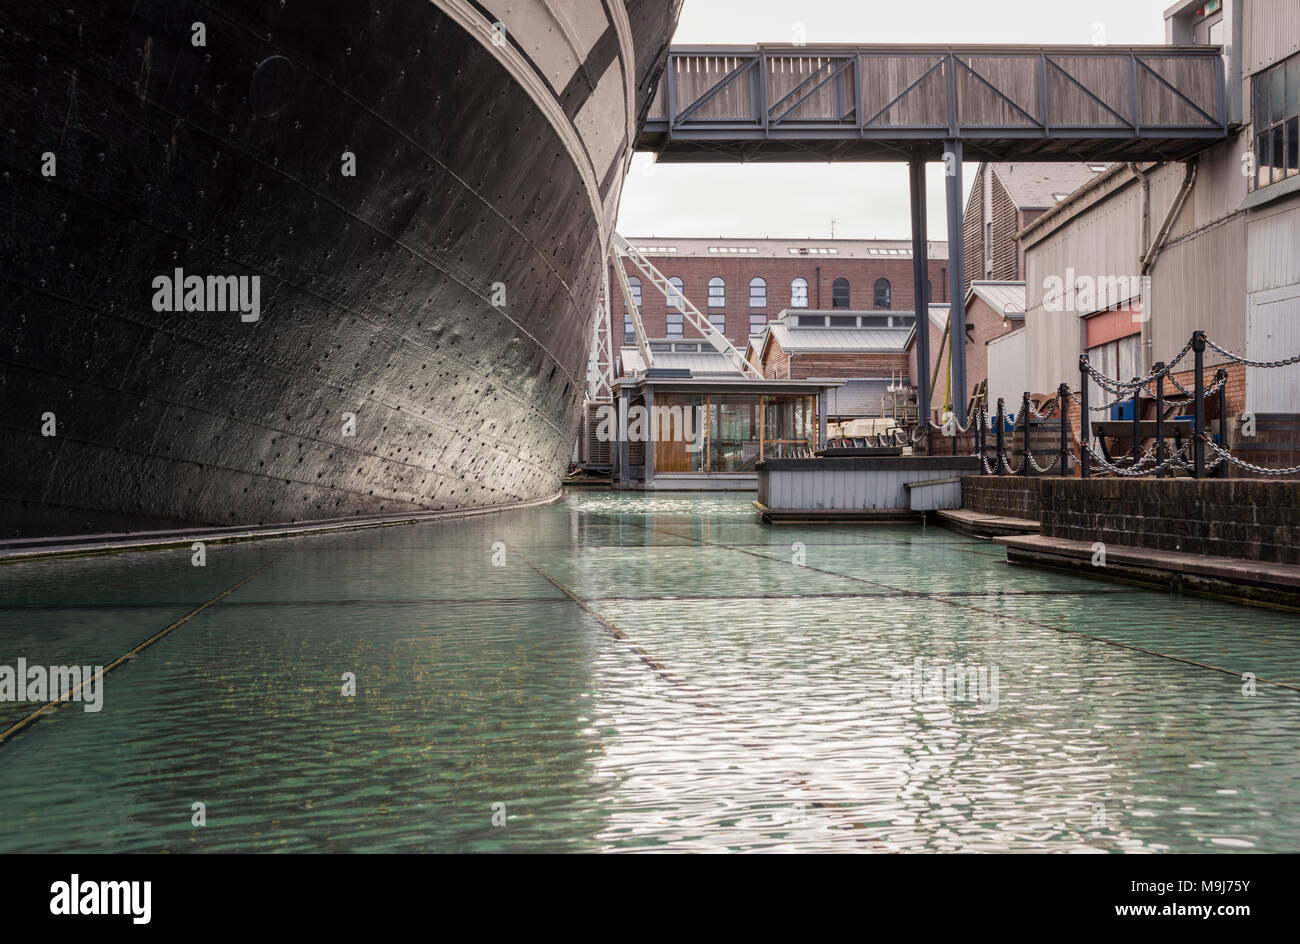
0;0;678;537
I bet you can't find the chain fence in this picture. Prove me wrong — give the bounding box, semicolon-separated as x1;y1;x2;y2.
928;330;1300;480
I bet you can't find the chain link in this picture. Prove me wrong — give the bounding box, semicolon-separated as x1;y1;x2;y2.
1027;451;1062;474
1203;335;1300;370
975;332;1298;478
1205;439;1300;476
1163;336;1196;372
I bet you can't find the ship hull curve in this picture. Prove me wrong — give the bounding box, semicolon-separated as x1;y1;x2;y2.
0;0;679;537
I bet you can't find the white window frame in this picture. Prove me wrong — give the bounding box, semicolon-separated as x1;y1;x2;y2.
791;278;809;308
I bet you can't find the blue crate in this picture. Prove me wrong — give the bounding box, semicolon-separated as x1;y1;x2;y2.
1111;400;1136;421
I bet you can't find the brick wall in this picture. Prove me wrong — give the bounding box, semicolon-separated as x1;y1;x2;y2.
961;476;1300;564
612;254;949;348
1166;361;1248;421
787;352;910;381
761;338;791;379
961;476;1044;520
1039;478;1300;564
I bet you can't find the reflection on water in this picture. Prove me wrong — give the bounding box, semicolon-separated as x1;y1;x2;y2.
0;492;1297;852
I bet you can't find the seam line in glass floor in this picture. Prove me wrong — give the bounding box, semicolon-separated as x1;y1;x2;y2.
0;587;1139;611
508;545;721;712
0;557;282;748
584;511;1300;695
508;541;924;839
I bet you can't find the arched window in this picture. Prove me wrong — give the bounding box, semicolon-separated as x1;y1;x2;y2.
832;278;850;309
668;277;685;311
708;277;726;308
627;276;642;309
791;277;809;308
874;278;891;309
749;277;767;309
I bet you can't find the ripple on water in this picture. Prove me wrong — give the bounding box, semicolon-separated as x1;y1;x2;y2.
0;492;1297;852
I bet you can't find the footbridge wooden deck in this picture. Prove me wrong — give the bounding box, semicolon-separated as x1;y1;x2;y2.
637;45;1227;162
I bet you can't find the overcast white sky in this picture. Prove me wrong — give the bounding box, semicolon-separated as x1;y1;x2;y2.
618;0;1177;240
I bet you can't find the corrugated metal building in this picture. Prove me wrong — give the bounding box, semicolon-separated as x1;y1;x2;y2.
1018;0;1299;433
963;163;1110;292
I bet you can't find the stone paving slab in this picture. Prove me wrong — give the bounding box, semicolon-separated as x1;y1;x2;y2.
937;508;1040;538
995;533;1300;610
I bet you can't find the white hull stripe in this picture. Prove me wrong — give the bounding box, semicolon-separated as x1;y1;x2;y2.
432;0;636;252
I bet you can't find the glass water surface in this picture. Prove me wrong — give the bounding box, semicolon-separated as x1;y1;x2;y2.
1;492;1297;853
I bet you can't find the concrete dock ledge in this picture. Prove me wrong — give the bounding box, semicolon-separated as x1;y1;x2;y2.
996;533;1300;611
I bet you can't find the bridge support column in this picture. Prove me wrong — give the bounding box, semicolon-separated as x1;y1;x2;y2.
909;159;932;448
617;394;630;487
944;139;968;424
643;386;655;487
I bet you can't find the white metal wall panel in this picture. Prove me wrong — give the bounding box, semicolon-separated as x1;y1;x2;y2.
908;481;962;511
1152;213;1248;366
1247;287;1300;412
1247;198;1300;293
1245;198;1300;411
987;328;1027;414
1026;145;1250;392
1024;184;1144;392
765;465;972;510
1186;133;1250;233
1244;0;1300;76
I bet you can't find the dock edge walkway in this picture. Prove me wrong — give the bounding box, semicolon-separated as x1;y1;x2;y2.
936;508;1040;538
996;534;1300;611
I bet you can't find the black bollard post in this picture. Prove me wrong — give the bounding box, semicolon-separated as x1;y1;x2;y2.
1058;383;1070;477
1021;391;1032;477
1154;363;1166;479
1193;331;1206;478
1131;378;1142;471
1216;367;1229;479
1079;355;1091;478
996;398;1006;476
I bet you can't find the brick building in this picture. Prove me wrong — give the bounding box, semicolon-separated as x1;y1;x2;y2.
611;237;949;350
907;282;1026;422
749;310;920;423
962;162;1108;292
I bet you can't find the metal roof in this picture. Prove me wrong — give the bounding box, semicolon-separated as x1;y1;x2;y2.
989;163;1109;210
767;323;913;354
966;281;1027;319
902;305;956;348
613;376;841;392
620;236;949;260
618;346;745;377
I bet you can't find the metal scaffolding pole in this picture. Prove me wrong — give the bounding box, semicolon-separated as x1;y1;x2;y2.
944;139;968;425
909;159;932;443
